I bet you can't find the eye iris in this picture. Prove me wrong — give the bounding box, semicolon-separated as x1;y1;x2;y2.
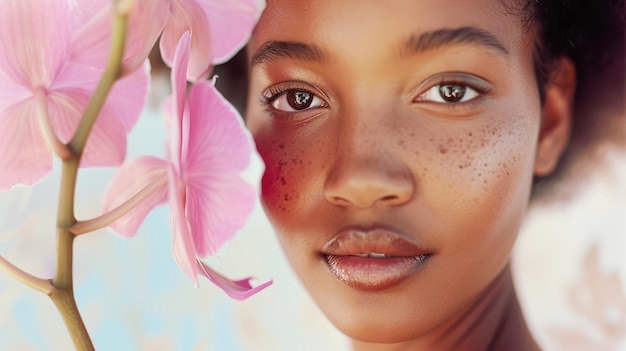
287;91;313;110
439;84;466;102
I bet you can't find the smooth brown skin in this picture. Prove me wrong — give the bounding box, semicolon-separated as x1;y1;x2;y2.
246;0;575;350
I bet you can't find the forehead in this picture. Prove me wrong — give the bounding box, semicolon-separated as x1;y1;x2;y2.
250;0;529;57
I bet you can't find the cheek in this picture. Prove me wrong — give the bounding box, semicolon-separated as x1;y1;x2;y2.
255;131;332;229
441;116;534;204
400;112;538;258
465;120;534;255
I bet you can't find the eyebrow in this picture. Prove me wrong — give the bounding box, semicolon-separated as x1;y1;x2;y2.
250;26;508;67
400;26;509;57
251;41;326;66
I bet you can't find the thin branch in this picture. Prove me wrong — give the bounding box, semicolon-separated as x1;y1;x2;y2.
70;177;167;235
0;255;54;295
34;89;73;160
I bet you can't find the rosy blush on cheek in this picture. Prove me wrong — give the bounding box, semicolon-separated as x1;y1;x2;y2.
258;139;302;215
256;131;333;222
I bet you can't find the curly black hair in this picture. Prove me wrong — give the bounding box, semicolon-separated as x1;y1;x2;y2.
527;0;625;102
524;0;625;198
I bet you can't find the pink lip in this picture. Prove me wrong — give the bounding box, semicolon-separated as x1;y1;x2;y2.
321;227;432;291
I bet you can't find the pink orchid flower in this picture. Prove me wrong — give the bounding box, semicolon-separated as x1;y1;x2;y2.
74;0;261;81
159;0;261;81
0;0;149;191
103;32;270;300
71;0;169;74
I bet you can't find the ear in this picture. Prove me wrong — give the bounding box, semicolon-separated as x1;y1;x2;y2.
534;57;576;177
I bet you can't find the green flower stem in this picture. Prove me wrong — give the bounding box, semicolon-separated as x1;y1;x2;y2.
0;256;53;294
70;176;168;235
49;288;93;350
51;156;92;348
51;2;130;350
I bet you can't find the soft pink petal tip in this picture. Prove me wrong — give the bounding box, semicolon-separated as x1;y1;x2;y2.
199;261;272;301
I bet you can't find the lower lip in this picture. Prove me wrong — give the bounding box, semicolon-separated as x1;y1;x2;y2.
323;254;431;291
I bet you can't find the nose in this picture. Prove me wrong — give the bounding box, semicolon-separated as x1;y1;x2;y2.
324;129;415;209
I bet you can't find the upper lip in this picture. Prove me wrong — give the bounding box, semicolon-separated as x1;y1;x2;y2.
321;227;430;257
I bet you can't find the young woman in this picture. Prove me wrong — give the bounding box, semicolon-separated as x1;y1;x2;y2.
244;0;624;350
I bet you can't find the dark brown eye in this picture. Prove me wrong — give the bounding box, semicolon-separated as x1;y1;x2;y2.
415;83;479;104
270;89;326;112
287;91;313;110
438;84;466;102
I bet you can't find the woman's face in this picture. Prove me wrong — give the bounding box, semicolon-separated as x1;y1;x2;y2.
247;0;544;344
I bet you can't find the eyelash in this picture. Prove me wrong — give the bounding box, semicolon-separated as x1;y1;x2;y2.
412;74;492;107
260;82;326;107
418;83;483;102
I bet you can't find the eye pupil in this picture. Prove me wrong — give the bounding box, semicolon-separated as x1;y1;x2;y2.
439;84;466;102
287;91;313;110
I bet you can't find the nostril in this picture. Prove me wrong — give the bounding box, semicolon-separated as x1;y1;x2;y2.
331;197;350;206
328;193;406;208
380;194;410;206
380;195;398;202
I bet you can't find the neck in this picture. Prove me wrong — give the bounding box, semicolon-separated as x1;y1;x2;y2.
352;265;540;351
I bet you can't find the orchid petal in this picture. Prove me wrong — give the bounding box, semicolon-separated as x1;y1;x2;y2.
186;174;256;256
0;100;51;191
46;91;126;167
122;0;169;73
165;32;191;172
163;95;186;178
46;61;148;166
171;32;190;128
80;105;128;167
166;32;261;291
160;0;213;82
185;80;253;172
0;0;71;88
199;261;272;301
0;70;31;115
182;81;256;255
71;0;168;73
68;0;111;68
48;62;101;93
105;60;151;133
103;156;169;237
197;0;261;64
169;167;203;286
68;0;110;28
